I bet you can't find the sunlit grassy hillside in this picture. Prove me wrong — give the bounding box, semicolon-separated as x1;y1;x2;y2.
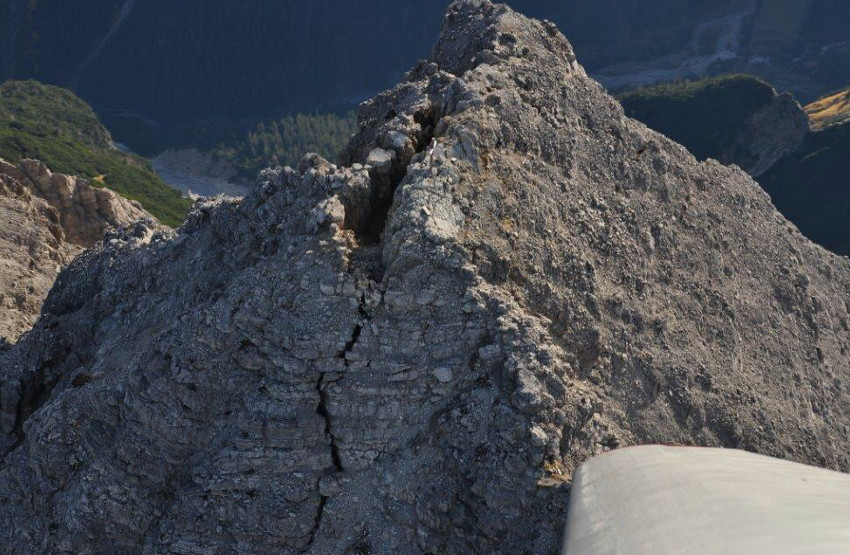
806;88;850;130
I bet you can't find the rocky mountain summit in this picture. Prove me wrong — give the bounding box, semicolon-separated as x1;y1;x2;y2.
3;2;850;554
0;159;152;342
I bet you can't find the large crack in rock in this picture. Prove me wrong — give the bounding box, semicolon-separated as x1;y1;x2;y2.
4;1;850;553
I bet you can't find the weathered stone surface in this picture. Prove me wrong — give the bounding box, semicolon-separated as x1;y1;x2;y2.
2;2;850;554
0;159;156;343
0;170;77;344
16;159;152;246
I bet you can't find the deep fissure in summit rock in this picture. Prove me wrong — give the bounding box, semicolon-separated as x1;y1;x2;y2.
357;107;440;244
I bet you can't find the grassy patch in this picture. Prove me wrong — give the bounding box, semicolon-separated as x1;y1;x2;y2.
806;87;850;130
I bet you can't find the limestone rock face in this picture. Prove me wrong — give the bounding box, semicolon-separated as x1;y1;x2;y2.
0;171;78;343
3;2;850;554
10;159;152;246
0;159;155;343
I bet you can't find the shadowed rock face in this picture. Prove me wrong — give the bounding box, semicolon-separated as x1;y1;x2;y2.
0;159;153;343
618;76;811;179
3;2;850;553
732;90;809;177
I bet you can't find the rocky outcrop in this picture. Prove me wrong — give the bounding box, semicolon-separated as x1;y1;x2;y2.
0;171;79;343
3;159;152;245
619;76;810;178
729;90;809;176
3;2;850;554
0;159;154;342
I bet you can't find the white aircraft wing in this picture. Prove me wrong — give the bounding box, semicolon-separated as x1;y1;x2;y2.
563;445;850;554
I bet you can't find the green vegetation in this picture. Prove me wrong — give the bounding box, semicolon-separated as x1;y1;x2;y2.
618;75;776;161
212;113;357;179
0;80;191;226
102;110;358;181
806;87;850;130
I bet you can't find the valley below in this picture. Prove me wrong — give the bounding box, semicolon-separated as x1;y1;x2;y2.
151;149;249;198
594;0;758;91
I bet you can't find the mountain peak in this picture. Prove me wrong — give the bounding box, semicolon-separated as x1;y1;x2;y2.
431;0;583;78
3;3;850;554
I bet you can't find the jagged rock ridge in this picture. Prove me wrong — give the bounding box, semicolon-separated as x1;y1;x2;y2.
1;159;152;245
0;159;153;343
3;2;850;553
0;166;75;344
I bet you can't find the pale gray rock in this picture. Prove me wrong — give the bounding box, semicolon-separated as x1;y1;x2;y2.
0;169;77;343
366;148;395;174
15;159;152;245
2;2;850;554
433;366;454;383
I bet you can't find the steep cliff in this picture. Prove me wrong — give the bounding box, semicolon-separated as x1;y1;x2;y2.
3;2;850;554
731;87;810;176
0;159;153;342
0;167;77;343
760;120;850;256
